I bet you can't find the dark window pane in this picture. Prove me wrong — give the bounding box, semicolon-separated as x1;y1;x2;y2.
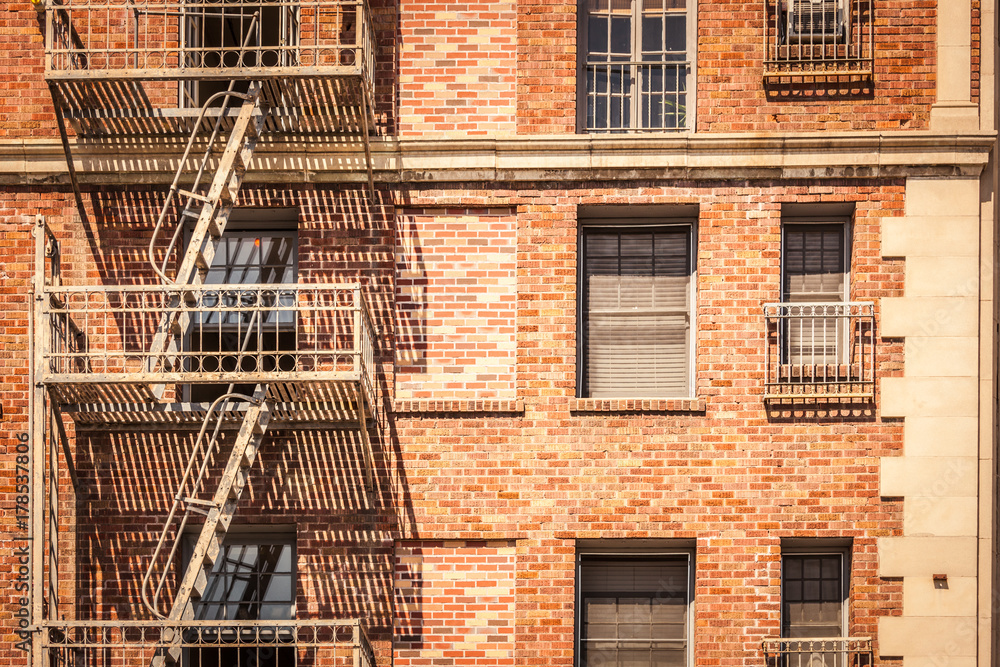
610;15;632;54
590;15;609;55
642;16;663;52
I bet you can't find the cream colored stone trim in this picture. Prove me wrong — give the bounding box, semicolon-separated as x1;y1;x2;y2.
0;133;993;184
878;175;984;666
931;0;978;131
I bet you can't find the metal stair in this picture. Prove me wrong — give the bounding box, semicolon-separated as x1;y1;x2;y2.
140;72;275;665
144;384;271;665
147;80;271;396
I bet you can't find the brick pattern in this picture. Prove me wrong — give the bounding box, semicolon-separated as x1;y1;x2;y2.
398;0;518;136
396;209;518;401
394;541;517;667
698;1;937;132
1;178;908;667
516;0;577;133
394;399;524;413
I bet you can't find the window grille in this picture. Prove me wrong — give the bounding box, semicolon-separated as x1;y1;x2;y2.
764;0;873;78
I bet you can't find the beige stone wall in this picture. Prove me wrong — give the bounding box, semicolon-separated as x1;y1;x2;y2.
878;175;987;667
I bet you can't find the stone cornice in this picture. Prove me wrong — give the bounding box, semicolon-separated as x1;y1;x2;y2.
0;131;994;186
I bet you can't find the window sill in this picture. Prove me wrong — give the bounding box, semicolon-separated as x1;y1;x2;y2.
569;397;706;413
394;399;524;415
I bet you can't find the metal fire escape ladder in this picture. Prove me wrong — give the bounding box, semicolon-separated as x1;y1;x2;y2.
146;78;271;400
137;23;276;656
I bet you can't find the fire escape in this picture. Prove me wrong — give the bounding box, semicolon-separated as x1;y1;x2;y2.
30;1;380;666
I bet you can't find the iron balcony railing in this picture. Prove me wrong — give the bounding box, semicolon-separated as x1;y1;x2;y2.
585;61;689;132
763;637;873;667
42;283;376;395
42;620;375;667
41;0;375;94
763;301;875;401
763;0;874;77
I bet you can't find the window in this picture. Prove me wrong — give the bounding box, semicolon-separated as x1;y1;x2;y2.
779;0;848;44
577;552;692;667
781;223;848;365
781;546;850;665
186;532;296;667
579;223;694;398
188;214;298;402
182;0;299;107
578;0;694;132
764;0;873;78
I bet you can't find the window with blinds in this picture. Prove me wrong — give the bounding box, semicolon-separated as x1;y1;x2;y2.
578;554;691;667
580;225;693;398
782;223;848;365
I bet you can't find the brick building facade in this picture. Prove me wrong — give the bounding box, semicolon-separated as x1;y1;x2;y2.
0;1;997;667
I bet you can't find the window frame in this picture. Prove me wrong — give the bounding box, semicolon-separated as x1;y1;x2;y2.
576;217;697;399
780;544;851;641
576;0;698;133
179;0;301;107
182;527;298;622
575;547;695;667
779;218;852;367
780;219;851;305
183;209;299;403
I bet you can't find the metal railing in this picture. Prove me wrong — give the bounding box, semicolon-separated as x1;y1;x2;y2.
763;0;873;77
42;283;376;390
42;621;375;667
585;61;688;132
762;637;873;667
763;302;875;400
43;0;375;95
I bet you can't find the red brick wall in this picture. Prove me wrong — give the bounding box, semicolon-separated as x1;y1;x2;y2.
394;540;517;666
396;209;518;400
4;177;906;667
398;0;518;136
516;0;940;133
0;0;964;137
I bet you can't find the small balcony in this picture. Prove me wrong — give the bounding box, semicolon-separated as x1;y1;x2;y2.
763;302;875;402
38;0;376;135
762;637;873;667
763;0;874;79
42;621;375;667
41;282;377;427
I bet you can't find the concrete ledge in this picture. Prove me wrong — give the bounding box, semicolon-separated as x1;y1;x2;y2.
394;399;524;415
0;131;993;185
568;397;707;413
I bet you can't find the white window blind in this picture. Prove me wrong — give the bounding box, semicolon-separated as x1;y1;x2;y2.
582;226;692;397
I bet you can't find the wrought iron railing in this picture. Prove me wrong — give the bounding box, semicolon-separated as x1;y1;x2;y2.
42;0;375;96
42;283;376;391
763;0;873;77
585;61;689;132
763;637;873;667
763;301;875;400
42;621;375;667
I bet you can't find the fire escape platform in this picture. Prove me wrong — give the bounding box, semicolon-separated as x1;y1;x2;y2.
52;385;373;430
41;281;379;428
41;0;377;137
